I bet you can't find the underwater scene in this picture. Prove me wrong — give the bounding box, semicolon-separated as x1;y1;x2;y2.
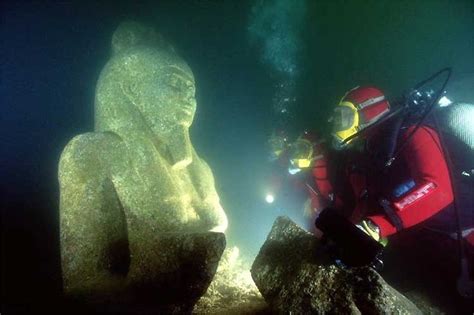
2;0;473;314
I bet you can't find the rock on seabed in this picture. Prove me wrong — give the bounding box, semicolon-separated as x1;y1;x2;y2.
251;216;421;314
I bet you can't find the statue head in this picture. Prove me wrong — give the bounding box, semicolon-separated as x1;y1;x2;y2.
111;21;173;56
96;21;197;169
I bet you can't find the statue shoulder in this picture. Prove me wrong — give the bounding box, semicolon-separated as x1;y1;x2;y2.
59;131;125;177
191;150;213;174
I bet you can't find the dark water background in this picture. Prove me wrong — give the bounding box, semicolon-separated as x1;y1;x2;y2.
1;0;473;312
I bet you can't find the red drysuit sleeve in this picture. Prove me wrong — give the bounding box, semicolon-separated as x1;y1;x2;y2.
368;126;454;237
309;156;333;210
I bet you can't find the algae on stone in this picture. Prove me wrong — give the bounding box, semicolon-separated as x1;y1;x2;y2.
59;21;228;308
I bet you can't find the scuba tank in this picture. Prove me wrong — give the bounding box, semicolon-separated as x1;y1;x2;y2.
428;103;474;234
432;102;474;299
437;102;474;151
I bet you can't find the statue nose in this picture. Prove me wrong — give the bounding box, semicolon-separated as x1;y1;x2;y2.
187;91;195;101
187;98;196;109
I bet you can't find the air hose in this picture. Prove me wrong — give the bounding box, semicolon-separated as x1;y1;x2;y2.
385;67;452;166
339;68;452;152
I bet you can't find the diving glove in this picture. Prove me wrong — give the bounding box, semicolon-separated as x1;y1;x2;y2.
357;220;388;247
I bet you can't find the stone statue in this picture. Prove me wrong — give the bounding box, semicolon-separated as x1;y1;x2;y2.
59;21;227;311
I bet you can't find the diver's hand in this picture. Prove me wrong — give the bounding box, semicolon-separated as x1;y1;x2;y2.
302;199;324;238
356;220;388;246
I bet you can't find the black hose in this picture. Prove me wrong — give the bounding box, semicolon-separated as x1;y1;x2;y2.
341;68;452;160
386;68;452;166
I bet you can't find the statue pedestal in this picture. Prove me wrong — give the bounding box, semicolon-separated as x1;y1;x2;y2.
65;232;226;314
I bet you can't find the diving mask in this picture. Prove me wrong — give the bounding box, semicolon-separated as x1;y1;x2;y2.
330;101;359;148
289;138;314;170
268;132;289;160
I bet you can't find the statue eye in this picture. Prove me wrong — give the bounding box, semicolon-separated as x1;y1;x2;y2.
170;77;179;86
165;74;194;93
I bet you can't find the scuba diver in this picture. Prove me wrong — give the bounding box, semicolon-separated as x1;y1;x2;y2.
310;70;473;312
327;85;456;237
265;129;329;232
265;129;293;204
264;130;306;220
286;131;332;233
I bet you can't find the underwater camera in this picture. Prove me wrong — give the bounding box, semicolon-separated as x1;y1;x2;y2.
315;208;384;270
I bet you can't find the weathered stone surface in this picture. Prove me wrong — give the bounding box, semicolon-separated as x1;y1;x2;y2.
125;231;226;313
59;20;228;309
251;216;421;314
64;231;225;314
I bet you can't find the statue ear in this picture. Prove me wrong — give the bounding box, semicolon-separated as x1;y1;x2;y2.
120;81;140;103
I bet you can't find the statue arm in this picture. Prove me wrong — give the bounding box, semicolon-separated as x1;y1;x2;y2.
189;150;228;233
59;133;129;294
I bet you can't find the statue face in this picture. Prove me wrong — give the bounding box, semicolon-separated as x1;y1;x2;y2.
136;62;197;139
128;55;196;169
161;65;197;127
